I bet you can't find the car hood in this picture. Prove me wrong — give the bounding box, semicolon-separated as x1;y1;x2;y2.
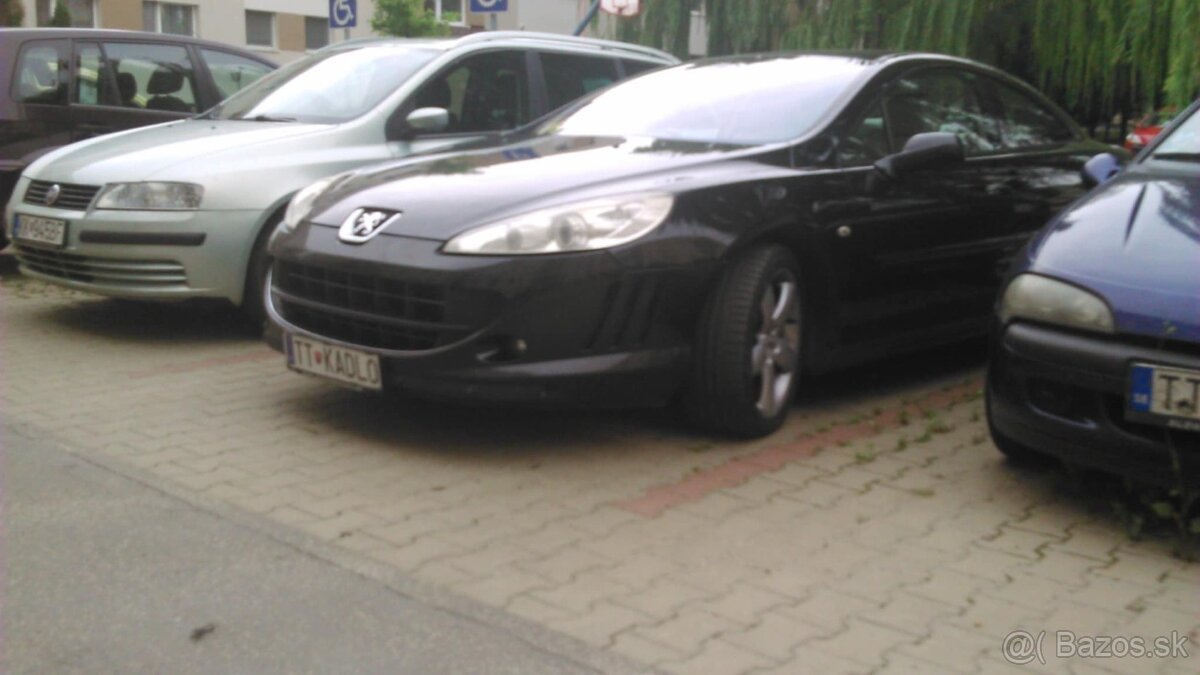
1027;170;1200;342
309;134;760;238
29;119;330;184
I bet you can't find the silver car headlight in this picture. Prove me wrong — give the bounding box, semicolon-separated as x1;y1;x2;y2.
280;174;348;234
443;194;674;255
95;182;204;210
999;273;1115;334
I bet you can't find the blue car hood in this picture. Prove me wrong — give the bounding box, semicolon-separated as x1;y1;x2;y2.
1027;171;1200;343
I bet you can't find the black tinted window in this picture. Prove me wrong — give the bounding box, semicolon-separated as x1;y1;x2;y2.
841;100;890;165
13;40;68;105
412;51;530;134
988;81;1075;148
621;59;661;77
884;70;1002;156
540;52;617;112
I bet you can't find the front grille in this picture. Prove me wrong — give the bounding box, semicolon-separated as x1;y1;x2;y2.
24;180;102;210
273;261;498;352
15;245;187;286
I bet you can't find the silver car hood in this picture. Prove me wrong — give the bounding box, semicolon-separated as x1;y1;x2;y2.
30;119;331;185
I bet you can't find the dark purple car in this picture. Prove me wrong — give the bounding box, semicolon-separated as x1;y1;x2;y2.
987;98;1200;485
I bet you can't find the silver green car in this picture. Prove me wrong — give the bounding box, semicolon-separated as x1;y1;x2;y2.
4;32;674;320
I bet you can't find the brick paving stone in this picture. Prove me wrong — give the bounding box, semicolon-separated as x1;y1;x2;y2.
659;637;778;675
6;277;1200;675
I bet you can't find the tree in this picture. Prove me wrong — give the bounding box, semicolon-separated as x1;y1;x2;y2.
371;0;451;38
49;1;73;27
609;0;1199;134
0;0;25;27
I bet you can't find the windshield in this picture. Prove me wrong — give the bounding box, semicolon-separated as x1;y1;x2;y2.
207;46;438;124
1150;106;1199;160
536;56;870;145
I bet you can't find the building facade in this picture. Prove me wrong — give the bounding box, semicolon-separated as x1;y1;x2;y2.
11;1;640;63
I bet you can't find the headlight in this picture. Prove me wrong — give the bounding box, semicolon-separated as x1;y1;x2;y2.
279;174;346;234
443;194;674;255
999;273;1114;334
95;182;203;210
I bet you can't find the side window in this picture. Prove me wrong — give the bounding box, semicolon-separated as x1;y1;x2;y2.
539;51;618;112
883;70;1002;156
12;40;68;105
410;51;530;134
201;49;272;101
103;42;198;113
620;59;661;77
841;100;890;166
988;81;1075;149
74;42;114;106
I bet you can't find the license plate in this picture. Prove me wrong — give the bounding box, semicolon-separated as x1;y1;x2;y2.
1128;363;1200;431
13;214;67;247
287;334;382;391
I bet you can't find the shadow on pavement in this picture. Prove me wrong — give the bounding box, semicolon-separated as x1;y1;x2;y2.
37;298;260;344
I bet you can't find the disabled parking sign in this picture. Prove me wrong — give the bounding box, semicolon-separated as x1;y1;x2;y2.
470;0;508;12
330;0;357;28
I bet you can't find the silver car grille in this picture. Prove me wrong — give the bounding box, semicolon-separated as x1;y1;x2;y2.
23;180;102;210
15;246;188;287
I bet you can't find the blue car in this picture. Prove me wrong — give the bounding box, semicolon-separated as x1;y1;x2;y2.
987;99;1200;486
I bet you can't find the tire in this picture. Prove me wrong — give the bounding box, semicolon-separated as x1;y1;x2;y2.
686;244;803;438
240;220;275;331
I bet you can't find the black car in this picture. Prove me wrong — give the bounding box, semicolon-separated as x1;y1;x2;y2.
987;99;1200;486
265;52;1115;437
0;28;276;245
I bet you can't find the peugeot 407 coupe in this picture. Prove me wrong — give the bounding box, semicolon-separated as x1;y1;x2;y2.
988;98;1200;486
266;52;1116;437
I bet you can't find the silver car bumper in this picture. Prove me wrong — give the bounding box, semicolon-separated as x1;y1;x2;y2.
7;202;264;305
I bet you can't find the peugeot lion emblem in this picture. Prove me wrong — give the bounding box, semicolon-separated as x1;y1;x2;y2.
44;183;62;207
339;208;401;244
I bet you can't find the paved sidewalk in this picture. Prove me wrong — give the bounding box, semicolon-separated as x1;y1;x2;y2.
5;428;625;675
3;262;1198;674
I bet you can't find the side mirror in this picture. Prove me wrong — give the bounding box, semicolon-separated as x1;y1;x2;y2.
1082;152;1121;188
387;107;450;141
874;132;965;179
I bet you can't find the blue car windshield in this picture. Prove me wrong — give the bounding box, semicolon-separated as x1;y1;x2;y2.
1150;106;1200;163
207;46;438;124
536;56;871;145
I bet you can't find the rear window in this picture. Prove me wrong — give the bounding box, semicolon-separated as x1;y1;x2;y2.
12;40;69;105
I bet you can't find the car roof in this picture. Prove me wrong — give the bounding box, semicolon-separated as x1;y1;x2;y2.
321;31;677;63
0;28;277;63
689;50;979;72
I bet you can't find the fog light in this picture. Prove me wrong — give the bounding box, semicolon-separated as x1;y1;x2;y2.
477;335;527;363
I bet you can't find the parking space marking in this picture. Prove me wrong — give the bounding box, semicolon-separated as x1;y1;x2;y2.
614;378;983;518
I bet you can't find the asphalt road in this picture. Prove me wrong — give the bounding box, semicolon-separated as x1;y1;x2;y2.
2;431;620;675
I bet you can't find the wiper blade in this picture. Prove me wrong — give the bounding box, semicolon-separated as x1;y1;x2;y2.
1151;151;1200;162
241;114;297;123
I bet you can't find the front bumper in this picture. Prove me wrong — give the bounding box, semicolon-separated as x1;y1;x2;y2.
265;223;714;407
5;197;263;304
987;321;1200;486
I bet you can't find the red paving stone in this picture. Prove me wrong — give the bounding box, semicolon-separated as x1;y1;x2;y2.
614;378;984;518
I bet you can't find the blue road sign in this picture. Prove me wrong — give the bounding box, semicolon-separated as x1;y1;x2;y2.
330;0;357;28
470;0;508;12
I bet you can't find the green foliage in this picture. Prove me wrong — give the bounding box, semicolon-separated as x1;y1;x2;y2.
0;0;25;26
49;1;72;27
608;0;1199;127
372;0;451;37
